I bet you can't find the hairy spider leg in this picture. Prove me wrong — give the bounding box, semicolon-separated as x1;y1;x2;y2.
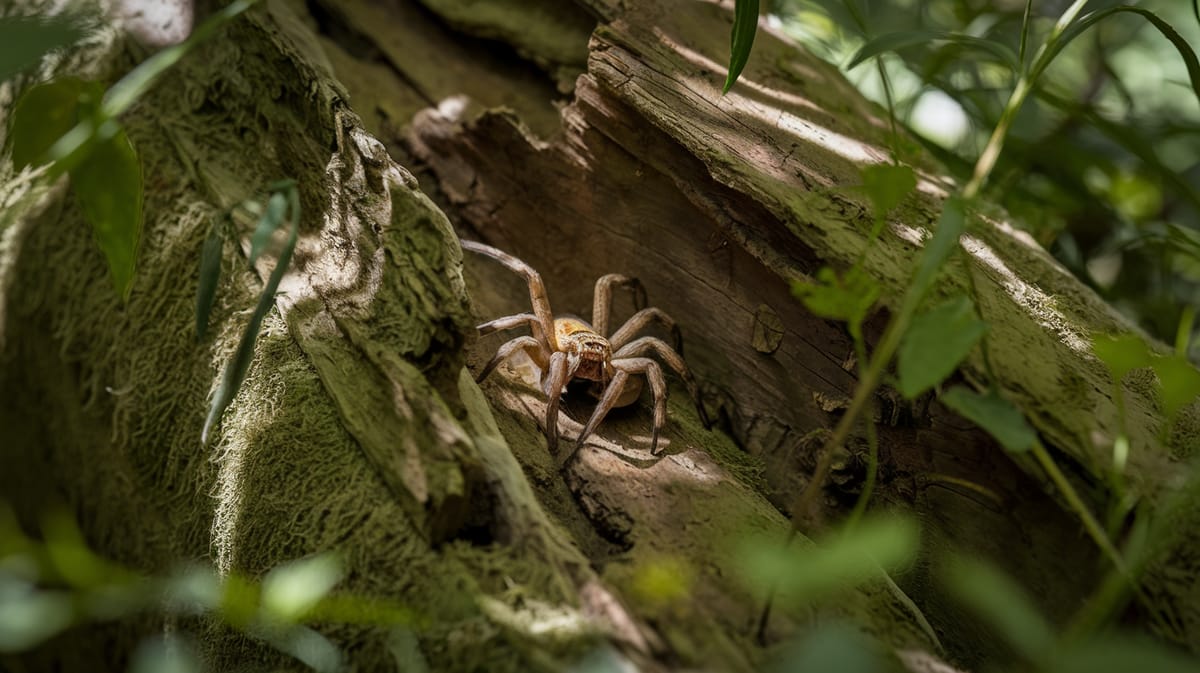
542;351;577;451
591;274;647;338
614;336;711;429
609;307;684;353
573;357;668;455
476;336;550;383
461;240;558;352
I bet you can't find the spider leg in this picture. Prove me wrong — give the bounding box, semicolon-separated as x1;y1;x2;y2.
573;368;630;453
591;274;647;338
478;312;552;357
609;307;683;353
476;336;550;382
612;357;668;455
542;351;573;452
613;336;711;429
462;240;558;351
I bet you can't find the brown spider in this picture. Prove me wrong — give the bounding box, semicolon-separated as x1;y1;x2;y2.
462;240;711;457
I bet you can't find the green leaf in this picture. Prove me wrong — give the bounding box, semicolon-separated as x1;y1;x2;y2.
1150;356;1200;419
847;30;1018;71
1050;634;1200;673
909;197;967;307
0;587;73;651
7;76;99;170
1092;333;1153;382
261;554;343;622
767;623;884;673
897;296;987;398
1039;8;1200;109
248;192;288;266
195;226;224;339
0;14;89;82
738;516;919;606
943;554;1054;660
723;0;759;94
202;185;299;444
941;386;1036;452
861;164;916;220
70;123;143;301
791;266;880;327
129;636;203;673
0;16;89;82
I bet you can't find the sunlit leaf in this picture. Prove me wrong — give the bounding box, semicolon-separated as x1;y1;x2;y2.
258;624;343;673
943;554;1054;660
71;123;143;301
261;554;343;622
1092;333;1152;382
196;225;224;339
7;76;98;170
897;296;987;398
767;623;884;673
0;14;89;82
1150;356;1200;419
738;516;919;605
723;0;759;93
848;30;1018;71
861;164;916;220
792;266;880;327
249;192;287;266
941;386;1036;452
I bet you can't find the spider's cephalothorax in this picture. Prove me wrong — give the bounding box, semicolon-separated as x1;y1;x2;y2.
463;240;711;457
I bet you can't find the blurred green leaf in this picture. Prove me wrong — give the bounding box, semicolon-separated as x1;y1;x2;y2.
261;553;343;622
792;266;880;326
767;623;884;673
1150;356;1200;419
897;296;987;398
0;586;73;652
196;225;224;339
129;636;203;673
219;573;260;629
1049;633;1200;673
848;30;1018;71
0;14;89;82
41;510;132;588
941;386;1036;452
723;0;759;93
861;164;916;220
249;192;287;266
71;123;143;301
910;197;967;305
1042;8;1200;108
1092;334;1153;382
943;554;1054;660
631;556;693;608
1108;172;1162;222
259;624;343;673
7;76;98;170
738;516;919;606
162;565;223;616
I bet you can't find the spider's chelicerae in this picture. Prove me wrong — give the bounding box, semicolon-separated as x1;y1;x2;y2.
463;240;711;457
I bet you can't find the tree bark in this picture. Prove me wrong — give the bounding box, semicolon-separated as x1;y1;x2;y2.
1;0;1196;671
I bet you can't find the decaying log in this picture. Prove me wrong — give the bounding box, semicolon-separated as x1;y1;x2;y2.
2;0;1198;671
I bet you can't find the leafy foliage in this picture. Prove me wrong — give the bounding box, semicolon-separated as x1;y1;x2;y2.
896;296;987;398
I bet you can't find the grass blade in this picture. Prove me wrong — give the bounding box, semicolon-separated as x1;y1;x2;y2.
847;30;1018;72
723;0;760;94
196;225;224;339
201;187;298;445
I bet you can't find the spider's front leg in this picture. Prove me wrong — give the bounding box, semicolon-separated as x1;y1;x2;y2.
613;337;711;429
592;274;647;338
475;336;550;383
573;357;667;456
541;351;575;451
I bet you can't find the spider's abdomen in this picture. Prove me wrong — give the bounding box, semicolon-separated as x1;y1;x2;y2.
555;317;612;382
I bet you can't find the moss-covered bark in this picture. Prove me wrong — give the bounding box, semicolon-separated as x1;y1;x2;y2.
2;0;1198;671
